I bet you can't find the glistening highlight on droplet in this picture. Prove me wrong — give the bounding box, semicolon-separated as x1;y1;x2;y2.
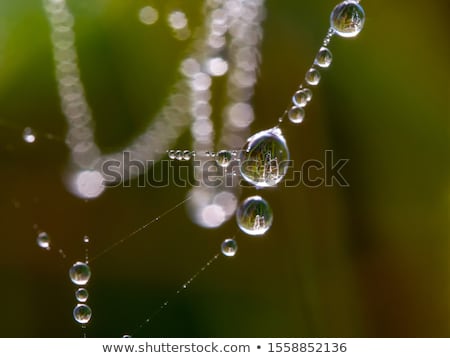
236;196;273;236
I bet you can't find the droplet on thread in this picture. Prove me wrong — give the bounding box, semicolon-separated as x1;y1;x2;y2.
239;128;290;187
236;195;273;236
330;1;365;38
73;304;92;324
216;150;233;167
292;90;309;107
221;238;238;257
315;47;333;68
36;232;51;250
168;150;176;160
69;261;91;286
305;68;321;86
75;288;89;303
288;106;305;124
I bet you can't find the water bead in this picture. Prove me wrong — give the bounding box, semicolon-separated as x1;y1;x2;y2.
239;127;290;187
168;150;176;160
305;68;321;86
236;196;273;236
175;150;183;160
75;288;89;303
302;88;313;102
69;261;91;285
183;150;191;160
216;150;233;167
221;238;238;257
22;127;36;143
330;1;365;38
315;47;333;68
292;90;308;107
73;304;92;324
288;106;305;124
36;232;51;250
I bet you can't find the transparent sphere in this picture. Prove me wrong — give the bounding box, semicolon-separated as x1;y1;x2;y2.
221;238;238;257
330;1;365;38
216;150;233;167
302;88;313;102
168;150;176;159
73;304;92;324
69;261;91;286
288;106;305;124
175;150;183;160
75;288;89;303
305;68;321;86
36;232;51;250
315;47;333;68
292;90;308;107
183;150;192;160
239;128;290;187
236;196;273;236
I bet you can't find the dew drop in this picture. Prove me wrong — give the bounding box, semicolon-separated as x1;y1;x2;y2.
239;128;290;187
288;106;305;124
123;335;132;338
168;150;176;160
22;127;36;143
73;304;92;324
236;196;273;236
175;150;183;161
83;236;89;243
216;150;233;167
69;261;91;286
315;47;333;68
75;288;89;303
305;68;321;86
330;1;365;38
183;150;192;160
36;232;51;250
221;238;238;257
292;90;308;107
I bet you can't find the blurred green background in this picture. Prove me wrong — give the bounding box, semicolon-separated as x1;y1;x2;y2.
0;0;448;337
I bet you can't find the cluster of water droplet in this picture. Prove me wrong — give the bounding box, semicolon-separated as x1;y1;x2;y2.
68;237;92;327
167;150;195;161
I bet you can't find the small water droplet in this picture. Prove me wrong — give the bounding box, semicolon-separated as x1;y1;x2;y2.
288;106;305;124
168;150;176;160
69;261;91;285
292;90;308;107
83;236;89;243
23;127;36;143
330;1;365;38
36;232;51;250
73;304;92;324
183;150;192;160
221;238;238;257
175;150;183;160
236;196;273;236
123;335;132;338
182;284;187;289
315;47;333;68
216;150;233;167
305;68;321;86
302;88;313;102
75;288;89;303
239;128;290;187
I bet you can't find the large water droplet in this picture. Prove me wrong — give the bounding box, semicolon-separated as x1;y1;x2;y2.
73;304;92;324
315;47;333;68
221;238;238;257
216;150;233;167
36;232;51;250
239;128;290;187
305;68;321;86
75;288;89;303
69;261;91;285
22;127;36;143
330;1;365;38
288;106;305;124
236;196;273;236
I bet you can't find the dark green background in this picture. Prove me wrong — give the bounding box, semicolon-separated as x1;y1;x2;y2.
0;0;448;337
